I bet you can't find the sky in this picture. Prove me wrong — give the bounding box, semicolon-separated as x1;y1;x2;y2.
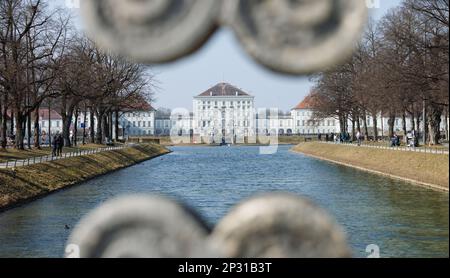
55;0;403;111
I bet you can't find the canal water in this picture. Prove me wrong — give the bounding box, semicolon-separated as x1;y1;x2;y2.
0;145;448;258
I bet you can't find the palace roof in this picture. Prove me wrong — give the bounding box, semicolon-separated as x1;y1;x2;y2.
293;91;318;110
197;83;252;97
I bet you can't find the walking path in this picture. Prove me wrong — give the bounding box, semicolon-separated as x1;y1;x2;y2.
320;141;449;155
0;146;126;169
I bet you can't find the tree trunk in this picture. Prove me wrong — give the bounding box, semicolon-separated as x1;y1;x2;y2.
387;113;395;138
427;103;443;145
410;111;415;132
415;112;421;138
26;110;32;149
90;107;95;144
422;99;427;145
74;109;79;146
372;112;378;141
14;111;25;150
61;106;75;147
34;105;41;149
363;111;369;140
356;116;361;133
109;111;114;141
48;103;52;147
445;107;449;141
96;111;104;144
10;109;14;137
351;118;356;141
402;111;407;143
0;98;7;149
115;110;120;141
102;114;109;143
83;104;87;145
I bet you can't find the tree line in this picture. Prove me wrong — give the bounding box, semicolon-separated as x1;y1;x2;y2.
311;0;449;145
0;0;154;150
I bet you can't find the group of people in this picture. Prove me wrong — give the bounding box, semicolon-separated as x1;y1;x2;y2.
52;132;64;157
326;132;353;144
319;131;365;146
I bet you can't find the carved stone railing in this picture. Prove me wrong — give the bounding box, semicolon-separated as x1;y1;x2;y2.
65;194;351;258
80;0;368;74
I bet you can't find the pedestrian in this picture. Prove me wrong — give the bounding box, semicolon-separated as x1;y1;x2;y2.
356;131;361;146
395;133;400;147
52;133;58;156
57;134;64;156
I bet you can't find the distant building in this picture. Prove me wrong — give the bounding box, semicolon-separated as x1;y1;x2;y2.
119;101;155;137
155;109;172;136
193;83;255;143
35;109;64;135
291;94;338;135
171;111;194;137
290;90;448;138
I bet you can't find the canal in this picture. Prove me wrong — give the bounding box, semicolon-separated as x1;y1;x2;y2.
0;145;448;258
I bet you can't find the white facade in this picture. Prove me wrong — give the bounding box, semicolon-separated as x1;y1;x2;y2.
292;108;338;135
257;112;293;135
193;83;255;143
120;110;155;137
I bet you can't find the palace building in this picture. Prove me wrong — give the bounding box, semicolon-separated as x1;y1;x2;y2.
113;83;448;143
193;83;255;144
291;93;339;135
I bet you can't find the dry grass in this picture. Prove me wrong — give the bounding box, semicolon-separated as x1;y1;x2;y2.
0;144;170;210
292;142;449;189
0;144;107;163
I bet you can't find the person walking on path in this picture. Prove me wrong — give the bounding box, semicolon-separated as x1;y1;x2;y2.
356;131;362;146
52;133;58;156
57;134;64;157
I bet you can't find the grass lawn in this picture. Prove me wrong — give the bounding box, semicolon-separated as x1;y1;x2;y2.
0;144;109;163
292;142;449;190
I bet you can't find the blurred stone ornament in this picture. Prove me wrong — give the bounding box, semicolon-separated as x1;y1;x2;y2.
65;195;216;258
66;194;350;258
223;0;368;74
80;0;367;74
210;194;351;258
80;0;221;63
